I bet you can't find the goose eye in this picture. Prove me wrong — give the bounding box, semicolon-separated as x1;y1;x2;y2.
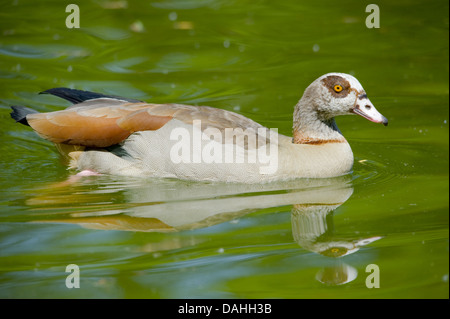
334;84;343;93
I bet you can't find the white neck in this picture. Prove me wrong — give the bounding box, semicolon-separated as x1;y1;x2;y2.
292;99;345;144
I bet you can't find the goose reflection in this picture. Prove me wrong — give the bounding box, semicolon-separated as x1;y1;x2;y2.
29;174;381;285
291;203;381;285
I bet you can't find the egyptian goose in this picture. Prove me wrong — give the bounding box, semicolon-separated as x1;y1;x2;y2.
10;73;387;183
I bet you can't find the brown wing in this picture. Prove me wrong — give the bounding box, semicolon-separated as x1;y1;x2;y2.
143;104;271;149
27;100;172;147
140;103;265;132
27;99;265;148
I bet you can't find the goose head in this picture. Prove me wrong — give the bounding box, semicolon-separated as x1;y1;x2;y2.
293;73;388;144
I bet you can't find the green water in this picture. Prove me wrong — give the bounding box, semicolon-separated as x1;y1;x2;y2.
0;0;448;299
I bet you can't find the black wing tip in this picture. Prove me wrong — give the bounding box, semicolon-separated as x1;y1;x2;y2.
39;87;92;104
39;87;69;97
39;87;62;94
39;87;143;104
10;105;39;126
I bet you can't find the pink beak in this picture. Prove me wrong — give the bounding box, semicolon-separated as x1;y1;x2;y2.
352;94;388;126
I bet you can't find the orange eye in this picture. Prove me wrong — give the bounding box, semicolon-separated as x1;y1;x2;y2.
334;85;343;92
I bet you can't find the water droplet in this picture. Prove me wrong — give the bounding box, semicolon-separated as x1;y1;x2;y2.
168;12;177;21
130;20;145;33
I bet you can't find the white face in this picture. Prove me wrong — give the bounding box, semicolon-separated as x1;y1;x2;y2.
312;73;388;126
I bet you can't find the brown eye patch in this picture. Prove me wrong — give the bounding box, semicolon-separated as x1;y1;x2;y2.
321;75;351;98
